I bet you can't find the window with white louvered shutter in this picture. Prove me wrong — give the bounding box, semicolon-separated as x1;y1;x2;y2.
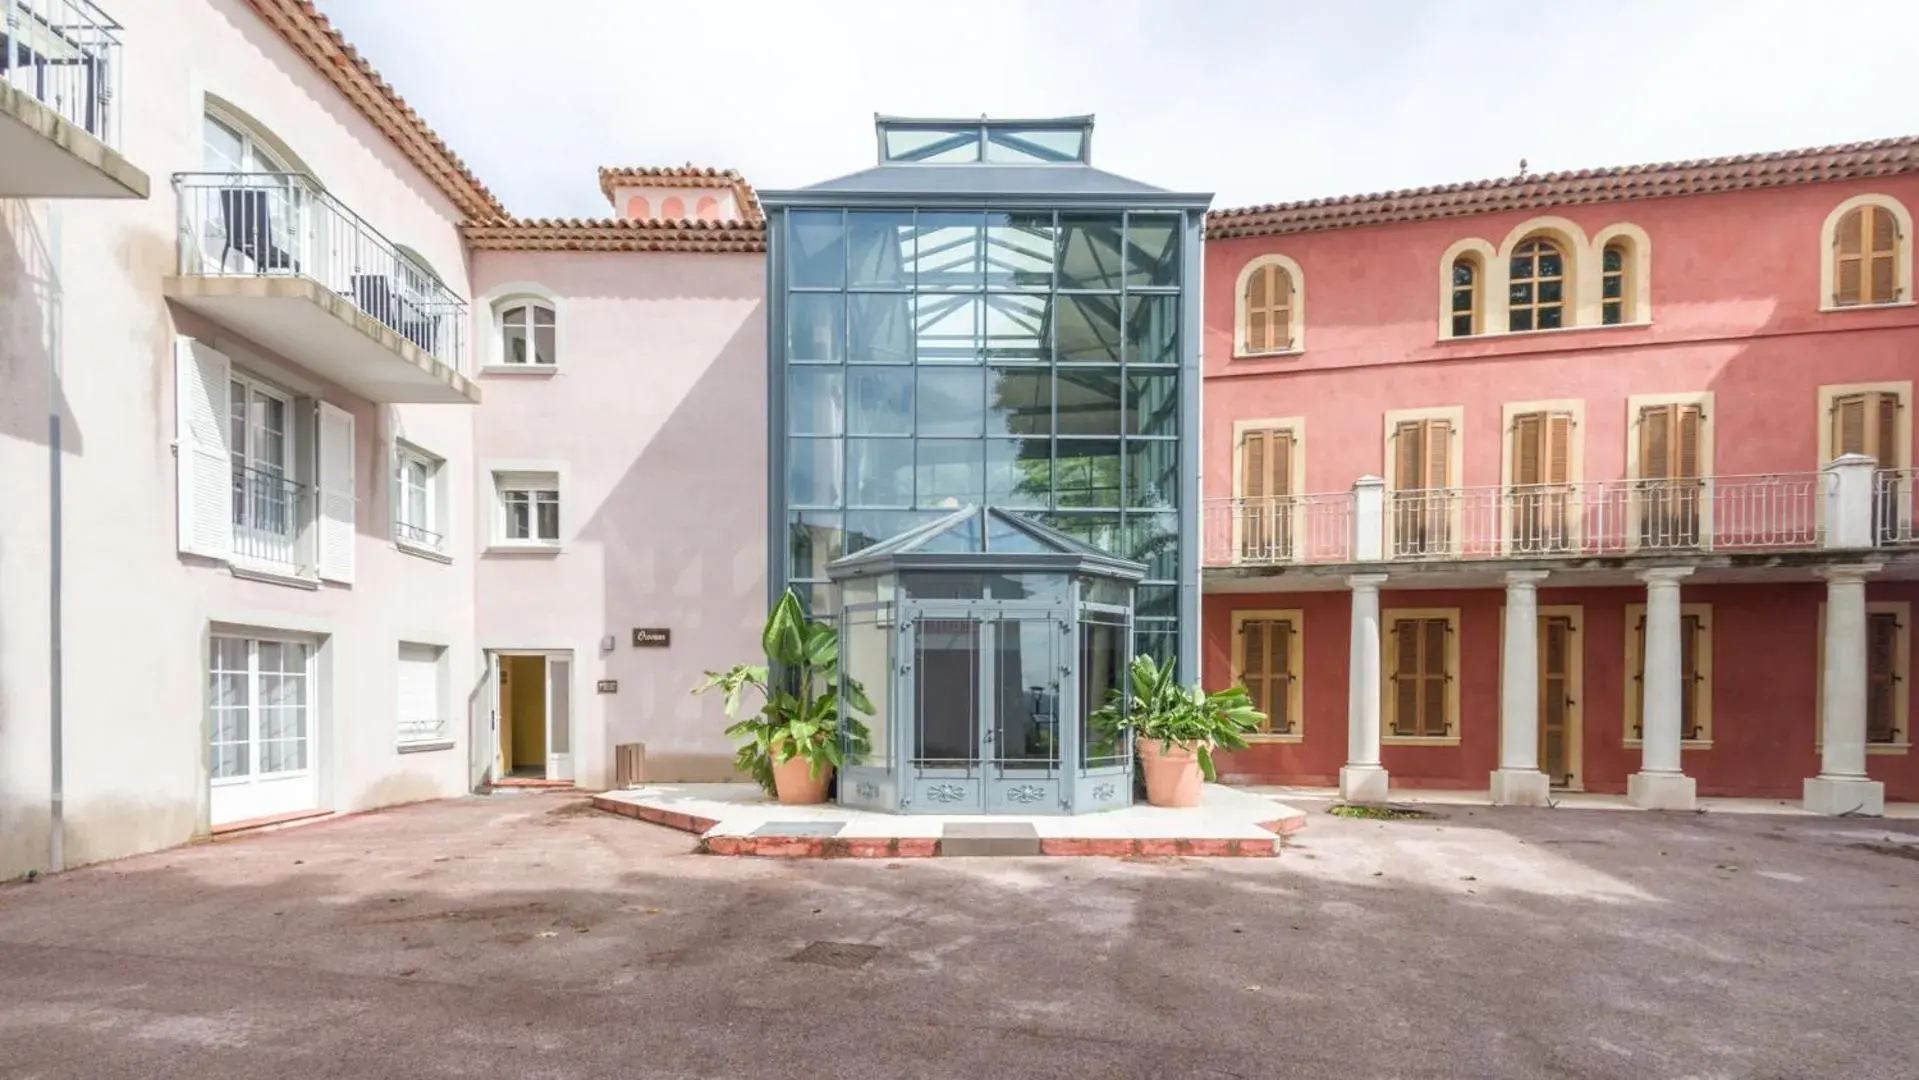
317;402;356;583
396;642;446;744
175;337;234;560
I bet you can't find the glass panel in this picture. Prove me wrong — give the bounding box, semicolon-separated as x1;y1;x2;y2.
847;367;913;435
1539;279;1563;304
915;619;981;765
1538;249;1564;278
1539;306;1563;330
794;582;837;618
916;512;984;552
841;609;891;767
501;321;528;364
1125;511;1179;578
847;212;914;289
983;293;1048;362
914;212;985;289
789;511;843;579
1080;617;1127;767
788;293;845;363
548;658;571;755
917;367;984;436
1082;576;1130;606
1125;441;1179;510
533;323;557;365
985;213;1054;289
1125;373;1178;436
914;293;981;364
1056;294;1122;364
1509;308;1534;333
846;510;935;553
848;438;913;507
1509;281;1534;305
1125;295;1178;365
1452;260;1475;288
1126;215;1180;287
994;620;1061;769
535;493;560;540
903;572;1064;600
1603;246;1624;273
849;293;912;364
1510;254;1534;281
1055;370;1122;436
1452;313;1475;337
987;439;1051;508
787;368;844;435
841;576;878;607
1048;511;1121;553
916;440;984;508
885;126;979;163
984;127;1084;163
1058;214;1124;291
788;210;845;289
787;437;843;506
1136;585;1178;619
1602;274;1623;300
1134;623;1177;672
987;368;1051;436
984;515;1051;555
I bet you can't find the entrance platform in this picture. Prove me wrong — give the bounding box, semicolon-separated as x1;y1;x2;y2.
591;783;1309;858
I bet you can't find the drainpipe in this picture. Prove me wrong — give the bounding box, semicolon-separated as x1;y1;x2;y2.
48;201;64;873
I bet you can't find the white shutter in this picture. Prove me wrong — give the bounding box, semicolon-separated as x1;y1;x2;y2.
397;643;443;742
175;337;233;559
317;401;356;583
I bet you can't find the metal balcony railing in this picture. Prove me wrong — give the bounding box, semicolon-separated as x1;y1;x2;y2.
174;171;469;374
1201;493;1355;566
1;0;120;145
232;464;306;574
1875;469;1919;546
395;520;445;552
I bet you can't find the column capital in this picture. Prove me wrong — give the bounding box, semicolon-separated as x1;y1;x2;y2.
1636;566;1694;586
1823;452;1880;473
1815;562;1882;583
1503;570;1550;587
1352;475;1385;492
1346;572;1390;590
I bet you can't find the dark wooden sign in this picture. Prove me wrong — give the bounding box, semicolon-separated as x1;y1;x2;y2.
631;628;671;648
596;680;619;694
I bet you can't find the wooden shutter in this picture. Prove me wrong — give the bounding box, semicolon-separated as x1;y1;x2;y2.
1391;617;1450;737
1391;621;1420;736
1395;421;1427;491
1240;618;1295;736
1639;405;1672;480
1420;618;1449;736
1539;616;1573;783
1239;429;1294;558
1675;406;1702;480
1241;431;1269;500
317;401;357;584
1679;613;1702;741
1423;421;1452;489
1631;615;1647;739
1870;206;1900;304
1271;268;1293;350
1832;393;1869;459
174;337;234;560
1866;611;1902;744
1836;208;1865;306
1546;414;1572;485
1514;413;1544;486
1836;206;1902;306
1244;265;1292;353
1876;393;1901;468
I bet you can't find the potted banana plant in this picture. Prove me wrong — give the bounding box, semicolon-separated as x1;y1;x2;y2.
1090;654;1262;808
693;589;872;804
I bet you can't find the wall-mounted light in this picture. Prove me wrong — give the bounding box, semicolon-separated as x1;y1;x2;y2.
600;635;616;653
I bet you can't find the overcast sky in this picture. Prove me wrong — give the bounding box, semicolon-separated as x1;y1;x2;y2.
315;0;1919;219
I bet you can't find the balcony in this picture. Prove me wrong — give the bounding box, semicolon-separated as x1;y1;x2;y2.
0;0;146;197
165;172;479;405
1205;459;1913;580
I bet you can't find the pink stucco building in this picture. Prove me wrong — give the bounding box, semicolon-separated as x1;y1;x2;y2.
1201;145;1919;810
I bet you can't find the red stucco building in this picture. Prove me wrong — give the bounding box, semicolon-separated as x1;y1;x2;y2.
1201;139;1919;811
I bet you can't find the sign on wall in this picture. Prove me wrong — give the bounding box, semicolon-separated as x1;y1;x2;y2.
597;680;619;694
631;628;671;648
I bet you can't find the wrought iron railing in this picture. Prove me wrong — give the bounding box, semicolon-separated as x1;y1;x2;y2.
1876;469;1919;546
1201;494;1354;566
1;0;119;145
395;520;445;552
232;464;306;573
174;171;469;374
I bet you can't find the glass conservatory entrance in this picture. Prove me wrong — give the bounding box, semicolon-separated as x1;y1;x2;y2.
829;506;1143;816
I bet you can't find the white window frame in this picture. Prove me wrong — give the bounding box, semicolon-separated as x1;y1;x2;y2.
227;370;304;573
491;296;559;370
490;468;563;550
209;633;316;784
396;641;451;749
393;441;446;557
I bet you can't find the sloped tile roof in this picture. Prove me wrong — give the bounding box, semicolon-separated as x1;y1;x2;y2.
596;166;763;221
462;217;767;253
1206;137;1919;239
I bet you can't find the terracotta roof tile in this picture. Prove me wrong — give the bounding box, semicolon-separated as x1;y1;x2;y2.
1206;136;1919;240
246;0;506;220
596;166;763;222
462;216;767;254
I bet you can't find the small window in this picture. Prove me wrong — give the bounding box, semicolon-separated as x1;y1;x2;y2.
1233;611;1302;737
499;301;556;365
397;642;448;745
624;195;650;220
394;443;443;553
1450;256;1481;337
1385;610;1458;739
1243;263;1294;353
1834;204;1902;306
496;471;561;545
1508;237;1567;332
662;195;686;220
228;372;302;572
1627;604;1712;744
1601;242;1630;324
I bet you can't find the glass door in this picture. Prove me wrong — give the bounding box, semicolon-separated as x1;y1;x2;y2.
545;655;572;782
983;614;1066;812
905;612;984;812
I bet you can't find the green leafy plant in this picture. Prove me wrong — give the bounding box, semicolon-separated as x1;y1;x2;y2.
1089;653;1262;781
692;589;873;795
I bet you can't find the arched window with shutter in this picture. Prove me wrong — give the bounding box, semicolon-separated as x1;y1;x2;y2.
1601;241;1631;324
1450;255;1481;336
1235;255;1304;355
1824;196;1912;309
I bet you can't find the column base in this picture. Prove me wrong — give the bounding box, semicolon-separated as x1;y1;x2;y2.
1338;764;1390;803
1488;768;1551;807
1803;776;1885;817
1627;771;1696;811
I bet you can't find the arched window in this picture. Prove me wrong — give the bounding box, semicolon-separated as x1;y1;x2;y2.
1508;237;1566;332
1243;263;1294;353
661;195;686;220
1834;203;1902;306
498;299;557;365
1602;241;1630;324
696;196;721;221
625;195;651;220
1449;256;1481;336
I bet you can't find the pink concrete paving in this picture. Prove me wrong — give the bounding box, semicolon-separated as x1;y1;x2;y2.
589;783;1308;858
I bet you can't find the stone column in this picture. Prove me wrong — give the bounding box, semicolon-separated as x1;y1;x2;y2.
1340;573;1391;802
1805;564;1886;816
1491;570;1552;805
1628;567;1697;810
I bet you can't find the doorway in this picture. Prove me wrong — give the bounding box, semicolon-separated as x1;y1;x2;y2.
1537;606;1583;790
480;651;573;786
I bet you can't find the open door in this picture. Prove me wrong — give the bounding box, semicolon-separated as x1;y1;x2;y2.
467;651;498;792
546;655;573;782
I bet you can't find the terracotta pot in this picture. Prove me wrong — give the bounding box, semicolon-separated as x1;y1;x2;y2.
771;755;832;805
1137;738;1206;808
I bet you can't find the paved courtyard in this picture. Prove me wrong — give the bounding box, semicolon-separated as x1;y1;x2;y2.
2;792;1915;1079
